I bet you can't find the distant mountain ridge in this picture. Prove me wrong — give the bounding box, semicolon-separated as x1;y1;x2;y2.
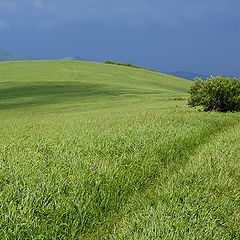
0;50;87;62
60;56;85;61
169;71;209;80
0;49;35;61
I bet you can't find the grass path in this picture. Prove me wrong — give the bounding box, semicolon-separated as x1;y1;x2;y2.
84;114;240;239
108;122;240;240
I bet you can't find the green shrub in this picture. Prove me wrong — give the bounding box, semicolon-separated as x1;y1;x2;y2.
188;76;240;112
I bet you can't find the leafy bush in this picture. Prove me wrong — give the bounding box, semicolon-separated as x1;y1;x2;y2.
188;76;240;112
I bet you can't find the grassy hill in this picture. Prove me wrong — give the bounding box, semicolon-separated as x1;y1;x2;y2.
0;60;189;114
0;61;239;239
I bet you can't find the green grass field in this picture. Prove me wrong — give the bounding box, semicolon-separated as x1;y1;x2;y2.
0;61;239;239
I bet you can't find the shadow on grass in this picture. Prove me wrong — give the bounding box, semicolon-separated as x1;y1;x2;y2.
0;81;128;110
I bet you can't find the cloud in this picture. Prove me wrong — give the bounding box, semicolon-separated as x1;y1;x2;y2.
26;0;181;27
0;19;10;30
26;0;152;26
26;0;240;28
33;0;46;8
1;0;240;30
37;19;58;30
0;1;16;11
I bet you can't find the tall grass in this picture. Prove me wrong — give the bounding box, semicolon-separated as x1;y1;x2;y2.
0;105;239;239
0;61;239;239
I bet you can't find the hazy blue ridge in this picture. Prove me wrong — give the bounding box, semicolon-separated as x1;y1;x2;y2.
0;49;36;61
60;56;86;61
169;71;209;80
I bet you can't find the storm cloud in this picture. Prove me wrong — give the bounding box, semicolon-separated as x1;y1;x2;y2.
1;0;240;75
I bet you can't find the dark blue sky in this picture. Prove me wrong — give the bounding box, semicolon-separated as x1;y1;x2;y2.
1;0;240;76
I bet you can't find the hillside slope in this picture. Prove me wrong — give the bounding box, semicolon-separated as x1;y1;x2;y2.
0;60;189;113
